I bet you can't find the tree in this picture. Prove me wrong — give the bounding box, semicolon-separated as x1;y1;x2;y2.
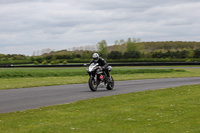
152;51;163;58
123;51;141;58
127;38;132;44
108;51;122;59
81;51;91;59
126;37;142;52
119;39;125;45
194;49;200;58
97;40;108;58
114;40;119;45
180;50;189;58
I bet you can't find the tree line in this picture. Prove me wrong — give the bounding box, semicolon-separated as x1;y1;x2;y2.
97;39;200;59
1;38;200;65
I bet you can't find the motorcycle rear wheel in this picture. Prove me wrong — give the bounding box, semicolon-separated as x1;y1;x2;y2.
88;76;98;92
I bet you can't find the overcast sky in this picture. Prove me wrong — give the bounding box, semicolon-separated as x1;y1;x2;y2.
0;0;200;55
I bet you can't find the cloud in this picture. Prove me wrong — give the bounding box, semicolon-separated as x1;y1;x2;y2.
0;0;200;55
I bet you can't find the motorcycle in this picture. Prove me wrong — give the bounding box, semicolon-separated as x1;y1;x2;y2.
86;63;114;92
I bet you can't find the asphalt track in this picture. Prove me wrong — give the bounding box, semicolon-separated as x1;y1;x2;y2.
0;77;200;114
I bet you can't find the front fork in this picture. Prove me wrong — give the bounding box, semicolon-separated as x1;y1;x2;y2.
94;74;97;84
91;74;98;85
92;74;107;85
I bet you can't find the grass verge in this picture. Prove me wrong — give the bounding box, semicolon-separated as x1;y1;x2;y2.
1;67;200;90
0;68;183;78
0;84;200;132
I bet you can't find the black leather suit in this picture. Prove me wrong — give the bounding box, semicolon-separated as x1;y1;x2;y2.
90;57;110;77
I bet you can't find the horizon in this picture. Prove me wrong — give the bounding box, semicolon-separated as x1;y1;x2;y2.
1;40;200;56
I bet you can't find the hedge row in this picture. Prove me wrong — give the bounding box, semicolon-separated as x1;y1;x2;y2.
1;58;200;65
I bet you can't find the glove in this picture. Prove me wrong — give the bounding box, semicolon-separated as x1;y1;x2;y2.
102;66;105;70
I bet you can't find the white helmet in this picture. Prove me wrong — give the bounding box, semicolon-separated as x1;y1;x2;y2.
92;53;99;62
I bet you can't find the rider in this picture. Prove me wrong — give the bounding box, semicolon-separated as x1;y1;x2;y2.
90;53;111;80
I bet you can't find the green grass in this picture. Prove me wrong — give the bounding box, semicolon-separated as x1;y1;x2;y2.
0;84;200;133
1;67;200;90
0;68;86;78
0;67;191;89
0;68;184;78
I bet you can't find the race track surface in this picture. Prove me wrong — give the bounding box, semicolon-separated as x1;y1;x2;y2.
0;77;200;114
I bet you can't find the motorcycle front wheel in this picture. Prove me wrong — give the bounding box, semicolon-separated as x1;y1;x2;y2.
106;76;114;90
88;76;98;92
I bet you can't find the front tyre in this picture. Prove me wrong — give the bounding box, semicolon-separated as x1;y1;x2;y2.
88;76;98;92
106;76;114;90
